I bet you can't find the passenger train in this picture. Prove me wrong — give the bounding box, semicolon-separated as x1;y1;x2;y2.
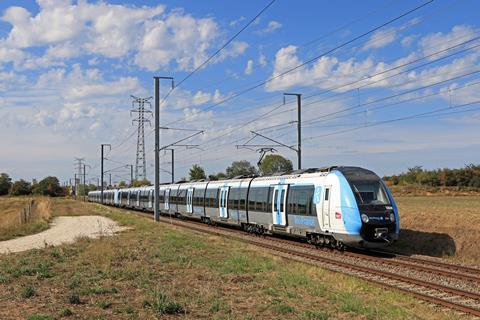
88;166;399;249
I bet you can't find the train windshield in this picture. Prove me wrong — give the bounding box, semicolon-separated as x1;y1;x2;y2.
350;180;390;205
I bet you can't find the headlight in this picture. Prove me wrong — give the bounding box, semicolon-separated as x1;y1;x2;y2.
361;214;369;223
389;213;395;222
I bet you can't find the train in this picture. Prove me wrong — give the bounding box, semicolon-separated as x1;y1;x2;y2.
88;166;399;249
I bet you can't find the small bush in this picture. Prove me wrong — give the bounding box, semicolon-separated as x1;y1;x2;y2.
86;286;117;295
67;292;81;305
0;274;9;284
143;289;184;315
59;308;73;317
68;279;80;290
303;310;330;320
96;301;112;309
27;315;53;320
21;285;36;299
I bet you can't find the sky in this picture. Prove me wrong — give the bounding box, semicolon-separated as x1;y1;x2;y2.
0;0;479;184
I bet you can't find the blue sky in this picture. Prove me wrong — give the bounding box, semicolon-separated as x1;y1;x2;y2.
1;0;479;184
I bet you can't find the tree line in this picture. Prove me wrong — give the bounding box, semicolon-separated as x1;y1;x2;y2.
0;174;65;197
188;154;294;181
383;164;480;188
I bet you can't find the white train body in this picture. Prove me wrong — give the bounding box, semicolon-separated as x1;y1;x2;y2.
89;166;399;249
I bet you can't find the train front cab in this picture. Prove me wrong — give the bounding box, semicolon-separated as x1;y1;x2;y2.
330;167;399;249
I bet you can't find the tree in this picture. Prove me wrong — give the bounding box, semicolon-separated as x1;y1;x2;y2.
208;172;227;181
259;154;293;176
33;176;63;197
189;164;206;180
0;173;12;196
132;179;151;187
10;179;32;196
118;181;127;188
226;160;257;178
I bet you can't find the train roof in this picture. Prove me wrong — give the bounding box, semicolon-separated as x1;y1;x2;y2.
335;166;380;181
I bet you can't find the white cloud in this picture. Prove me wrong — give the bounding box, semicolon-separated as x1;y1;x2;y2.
257;20;282;34
258;52;267;67
362;28;397;51
244;59;254;75
230;16;245;27
265;32;480;93
419;25;477;58
192;91;211;105
0;2;245;71
183;107;213;123
362;18;421;51
401;35;415;47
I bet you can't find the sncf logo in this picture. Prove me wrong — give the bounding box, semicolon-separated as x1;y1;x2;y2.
335;212;342;219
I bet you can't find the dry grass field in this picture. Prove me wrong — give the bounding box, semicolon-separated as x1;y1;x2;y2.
0;198;466;320
0;197;52;241
391;196;480;264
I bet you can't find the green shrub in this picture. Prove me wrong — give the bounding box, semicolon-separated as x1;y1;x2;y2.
143;289;184;315
21;285;36;299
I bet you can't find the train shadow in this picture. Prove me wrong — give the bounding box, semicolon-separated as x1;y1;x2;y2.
389;228;456;258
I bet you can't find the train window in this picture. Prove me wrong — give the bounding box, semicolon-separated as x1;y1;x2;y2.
350;181;390;205
170;189;177;204
324;188;329;201
266;187;273;213
193;187;205;206
248;188;256;211
280;189;285;212
177;189;186;205
273;189;278;212
229;187;243;210
287;185;315;216
204;188;216;207
248;187;269;212
239;188;247;210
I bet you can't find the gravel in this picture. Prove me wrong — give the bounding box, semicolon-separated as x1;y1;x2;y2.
0;216;128;254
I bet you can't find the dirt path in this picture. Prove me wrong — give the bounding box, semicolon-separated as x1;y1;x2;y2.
0;216;128;254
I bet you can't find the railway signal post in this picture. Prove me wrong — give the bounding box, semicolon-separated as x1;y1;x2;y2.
153;76;174;222
100;143;111;204
284;93;302;170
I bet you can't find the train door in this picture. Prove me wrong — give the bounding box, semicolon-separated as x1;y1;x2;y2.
272;185;288;226
164;189;170;210
219;187;229;218
322;186;331;229
186;188;194;214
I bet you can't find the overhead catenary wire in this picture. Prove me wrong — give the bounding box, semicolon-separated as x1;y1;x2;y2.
172;73;480;169
161;0;456;113
302;100;480;142
159;0;464;159
164;0;434;127
170;37;480;160
163;4;473;160
160;0;277;104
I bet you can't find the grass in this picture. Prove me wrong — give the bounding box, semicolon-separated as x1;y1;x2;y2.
0;197;52;241
0;198;468;319
391;196;480;264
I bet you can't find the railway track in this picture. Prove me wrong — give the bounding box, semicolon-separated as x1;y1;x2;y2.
151;215;480;318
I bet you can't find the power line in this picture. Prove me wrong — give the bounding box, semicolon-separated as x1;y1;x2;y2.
170;74;480;169
302;100;480;142
254;37;480;134
161;0;277;103
169;36;480;161
164;0;434;127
